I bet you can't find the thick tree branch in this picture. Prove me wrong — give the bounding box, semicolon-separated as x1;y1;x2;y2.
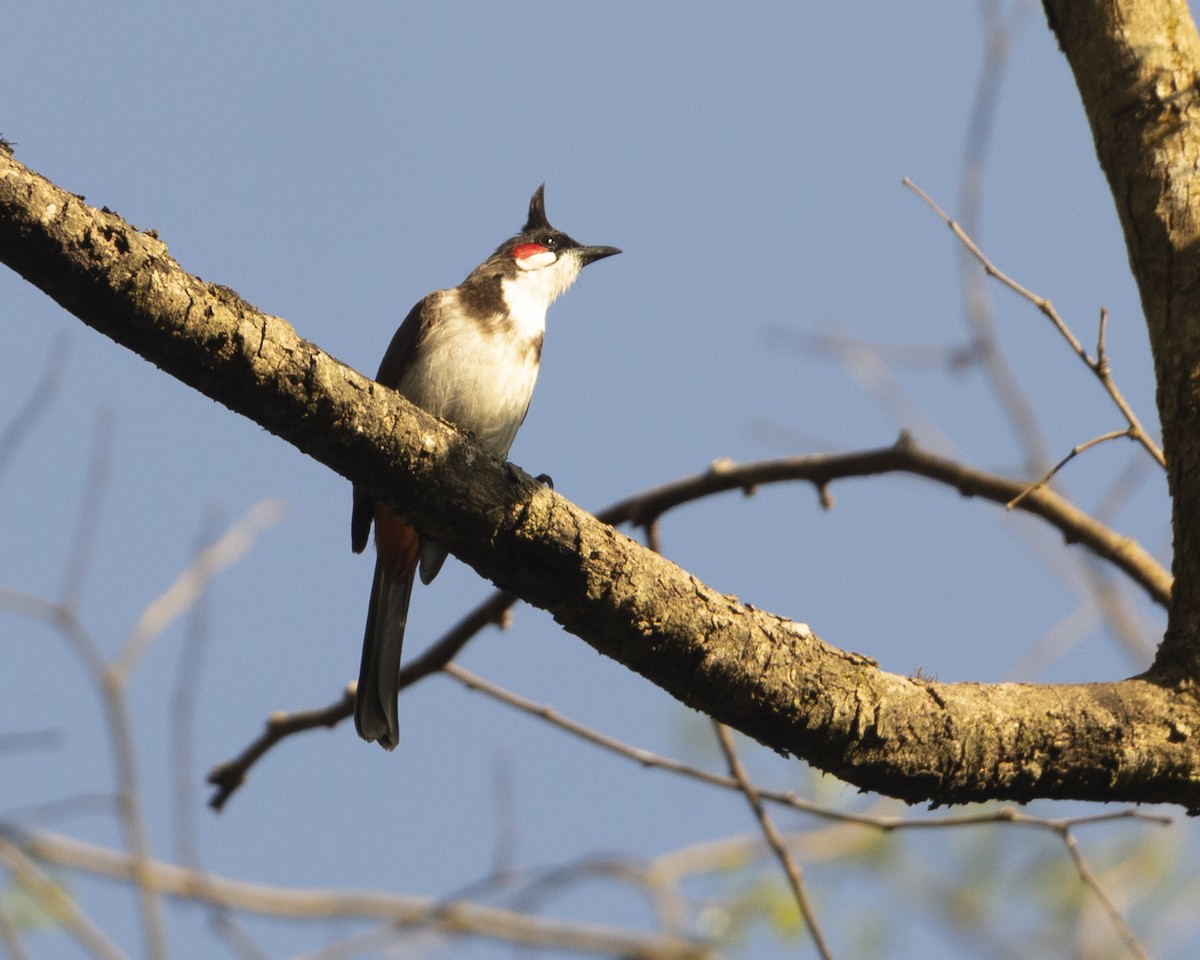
1044;0;1200;676
4;151;1200;809
208;437;1171;807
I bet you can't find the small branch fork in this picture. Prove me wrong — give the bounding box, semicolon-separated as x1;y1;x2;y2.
1006;428;1135;509
0;496;285;960
205;650;1168;959
206;591;515;809
903;177;1166;477
444;662;1170;826
453;663;1161;960
608;438;1171;607
713;723;834;960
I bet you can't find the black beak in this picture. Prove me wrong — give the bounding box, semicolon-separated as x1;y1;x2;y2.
578;245;621;266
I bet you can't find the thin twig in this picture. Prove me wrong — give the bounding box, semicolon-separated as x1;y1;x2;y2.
713;723;834;960
99;681;168;960
60;407;113;610
100;501;282;960
644;517;663;554
1;441;171;958
444;662;1172;831
811;323;956;452
909;76;1161;679
207;687;356;811
0;331;68;481
172;508;221;868
170;510;268;958
111;500;286;685
490;757;519;883
1092;307;1164;465
1056;825;1152;960
3;793;117;826
957;0;1052;478
1006;429;1135;509
207;589;516;810
904;177;1166;469
498;853;690;942
0;835;129;960
0;729;61;754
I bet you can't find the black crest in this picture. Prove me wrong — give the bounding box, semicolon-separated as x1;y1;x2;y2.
523;184;552;233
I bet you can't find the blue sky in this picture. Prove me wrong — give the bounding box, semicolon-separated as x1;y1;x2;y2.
1;3;1186;959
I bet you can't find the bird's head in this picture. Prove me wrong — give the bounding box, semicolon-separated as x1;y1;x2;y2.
486;185;620;309
510;184;621;269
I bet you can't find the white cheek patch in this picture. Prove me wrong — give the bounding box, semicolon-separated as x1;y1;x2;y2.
515;249;558;271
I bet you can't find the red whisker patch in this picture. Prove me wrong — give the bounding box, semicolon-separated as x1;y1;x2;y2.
513;242;548;260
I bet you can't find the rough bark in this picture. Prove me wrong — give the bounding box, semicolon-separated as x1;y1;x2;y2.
5;0;1200;814
1045;0;1200;679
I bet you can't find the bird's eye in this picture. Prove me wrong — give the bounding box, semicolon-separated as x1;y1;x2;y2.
542;235;558;248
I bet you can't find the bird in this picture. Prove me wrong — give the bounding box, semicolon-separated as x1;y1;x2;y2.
351;185;620;749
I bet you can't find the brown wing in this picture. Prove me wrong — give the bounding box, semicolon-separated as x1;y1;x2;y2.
351;295;433;554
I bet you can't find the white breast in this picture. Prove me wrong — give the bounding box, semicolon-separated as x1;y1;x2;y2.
398;293;543;456
501;249;583;335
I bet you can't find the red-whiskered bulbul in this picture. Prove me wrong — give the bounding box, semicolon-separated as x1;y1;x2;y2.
351;185;620;749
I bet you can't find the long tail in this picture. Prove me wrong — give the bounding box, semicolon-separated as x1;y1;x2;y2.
355;507;419;749
355;560;414;749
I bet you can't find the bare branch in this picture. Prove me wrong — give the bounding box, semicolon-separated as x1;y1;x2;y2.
1056;826;1151;960
957;0;1053;478
0;331;67;481
60;407;113;612
111;499;286;685
2;494;283;957
603;437;1171;608
713;723;832;959
0;834;129;960
0;896;31;960
98;676;166;959
904;177;1166;469
1006;429;1136;509
208;425;1172;807
207;687;356;810
15;829;717;960
208;589;514;809
446;663;1171;832
172;508;221;868
0;586;166;956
